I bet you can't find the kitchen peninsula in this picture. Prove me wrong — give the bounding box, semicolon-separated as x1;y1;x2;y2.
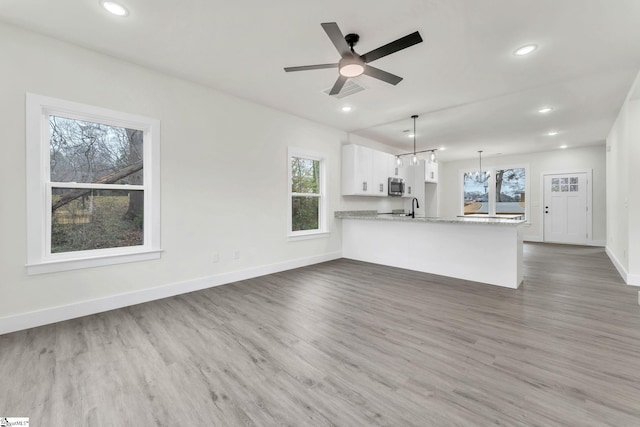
336;211;525;289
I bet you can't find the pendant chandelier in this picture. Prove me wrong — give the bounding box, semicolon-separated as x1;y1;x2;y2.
465;150;490;183
394;115;438;167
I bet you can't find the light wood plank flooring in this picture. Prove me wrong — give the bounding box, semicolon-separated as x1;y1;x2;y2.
1;243;640;426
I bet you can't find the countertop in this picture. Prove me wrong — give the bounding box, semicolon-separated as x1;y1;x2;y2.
334;210;525;226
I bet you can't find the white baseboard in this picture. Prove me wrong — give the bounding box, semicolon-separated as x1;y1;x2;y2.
524;236;605;247
606;246;629;284
0;251;342;336
627;273;640;287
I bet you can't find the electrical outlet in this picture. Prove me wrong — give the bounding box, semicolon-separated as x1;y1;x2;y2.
234;250;240;260
212;252;219;263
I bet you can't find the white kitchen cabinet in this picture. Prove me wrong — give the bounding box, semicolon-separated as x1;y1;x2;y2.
425;161;438;183
373;150;393;196
390;156;404;179
400;164;414;198
400;159;425;198
342;144;394;196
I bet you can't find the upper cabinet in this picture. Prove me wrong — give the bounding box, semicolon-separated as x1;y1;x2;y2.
425;161;439;183
342;144;393;196
400;159;426;198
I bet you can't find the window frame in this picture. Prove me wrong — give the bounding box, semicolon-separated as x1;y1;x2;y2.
26;93;161;275
287;147;328;240
460;163;530;220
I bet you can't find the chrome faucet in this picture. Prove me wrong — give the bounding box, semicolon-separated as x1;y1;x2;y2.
411;198;419;218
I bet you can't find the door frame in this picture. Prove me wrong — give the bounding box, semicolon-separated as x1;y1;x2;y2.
540;169;593;244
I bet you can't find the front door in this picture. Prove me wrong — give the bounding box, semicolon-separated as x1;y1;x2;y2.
543;172;589;244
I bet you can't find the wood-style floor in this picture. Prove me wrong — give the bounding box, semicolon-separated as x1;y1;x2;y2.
2;243;640;426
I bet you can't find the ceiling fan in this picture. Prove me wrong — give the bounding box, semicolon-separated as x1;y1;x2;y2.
284;22;423;95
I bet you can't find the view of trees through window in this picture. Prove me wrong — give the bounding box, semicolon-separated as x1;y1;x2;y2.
464;167;526;217
463;175;490;215
291;156;320;232
49;116;144;253
495;168;526;215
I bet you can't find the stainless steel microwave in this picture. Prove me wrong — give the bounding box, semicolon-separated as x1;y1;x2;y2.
388;177;405;196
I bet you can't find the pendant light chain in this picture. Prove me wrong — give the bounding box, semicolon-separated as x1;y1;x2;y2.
466;150;490;183
395;115;437;165
411;115;418;166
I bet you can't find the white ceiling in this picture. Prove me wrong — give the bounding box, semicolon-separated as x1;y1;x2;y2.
2;0;639;161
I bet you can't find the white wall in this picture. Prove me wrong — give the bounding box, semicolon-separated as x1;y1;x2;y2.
0;22;398;331
606;70;640;285
438;146;607;244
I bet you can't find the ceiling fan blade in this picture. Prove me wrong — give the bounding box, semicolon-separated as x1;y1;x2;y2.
284;63;338;72
363;65;403;85
321;22;351;57
361;31;423;63
329;75;349;95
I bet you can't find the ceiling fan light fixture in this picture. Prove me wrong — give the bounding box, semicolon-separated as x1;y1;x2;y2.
339;56;365;77
284;22;422;95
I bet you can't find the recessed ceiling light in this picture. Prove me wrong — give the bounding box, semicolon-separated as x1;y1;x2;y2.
514;44;537;56
560;145;568;149
407;134;415;138
341;106;352;112
546;131;559;136
538;107;553;114
101;1;128;16
438;146;446;151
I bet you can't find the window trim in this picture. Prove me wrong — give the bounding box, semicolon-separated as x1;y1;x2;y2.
26;93;161;275
287;147;328;239
460;163;530;220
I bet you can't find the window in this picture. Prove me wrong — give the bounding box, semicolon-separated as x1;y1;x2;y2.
288;148;327;238
26;94;161;274
495;168;526;215
462;165;528;219
463;176;490;215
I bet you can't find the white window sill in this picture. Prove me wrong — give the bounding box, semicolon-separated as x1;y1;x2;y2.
26;249;162;275
288;231;330;241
